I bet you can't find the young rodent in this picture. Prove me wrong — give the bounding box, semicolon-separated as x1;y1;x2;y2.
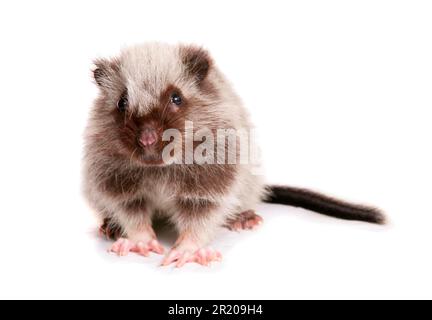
83;42;385;267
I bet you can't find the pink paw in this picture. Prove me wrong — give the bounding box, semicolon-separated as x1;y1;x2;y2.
226;210;263;231
108;238;164;257
161;247;222;268
109;238;134;256
133;239;165;256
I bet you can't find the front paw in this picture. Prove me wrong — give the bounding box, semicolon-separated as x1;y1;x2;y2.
108;238;164;257
161;247;222;268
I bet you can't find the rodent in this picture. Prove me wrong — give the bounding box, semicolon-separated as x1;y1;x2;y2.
83;42;385;267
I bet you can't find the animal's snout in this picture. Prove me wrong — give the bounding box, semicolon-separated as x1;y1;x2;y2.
139;125;158;147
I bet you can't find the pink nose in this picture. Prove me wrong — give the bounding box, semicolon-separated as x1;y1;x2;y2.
139;127;158;147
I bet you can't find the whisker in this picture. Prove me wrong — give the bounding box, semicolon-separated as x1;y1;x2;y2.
160;99;171;123
129;147;138;165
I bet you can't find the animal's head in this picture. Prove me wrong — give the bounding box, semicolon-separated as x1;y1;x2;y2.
88;43;235;166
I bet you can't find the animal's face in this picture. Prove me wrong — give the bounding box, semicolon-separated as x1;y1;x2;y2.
90;43;223;166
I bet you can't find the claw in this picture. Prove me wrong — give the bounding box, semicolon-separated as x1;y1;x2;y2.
161;249;181;266
149;239;165;254
162;247;222;268
109;238;164;257
133;241;150;257
175;252;191;268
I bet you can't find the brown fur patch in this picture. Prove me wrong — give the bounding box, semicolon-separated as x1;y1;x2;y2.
123;197;148;214
176;197;218;217
99;217;123;240
180;45;212;83
98;165;144;198
159;85;192;130
174;164;237;198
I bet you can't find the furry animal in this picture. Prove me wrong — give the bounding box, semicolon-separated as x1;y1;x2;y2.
83;42;385;267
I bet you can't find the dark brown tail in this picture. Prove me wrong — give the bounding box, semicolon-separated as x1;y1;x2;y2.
264;185;386;224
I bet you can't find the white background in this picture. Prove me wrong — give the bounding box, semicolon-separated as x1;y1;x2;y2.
0;0;431;299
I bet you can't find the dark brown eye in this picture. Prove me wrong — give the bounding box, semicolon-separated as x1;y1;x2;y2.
117;92;128;112
170;92;182;106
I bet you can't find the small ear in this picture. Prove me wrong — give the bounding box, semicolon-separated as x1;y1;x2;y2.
180;45;212;83
92;58;119;88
